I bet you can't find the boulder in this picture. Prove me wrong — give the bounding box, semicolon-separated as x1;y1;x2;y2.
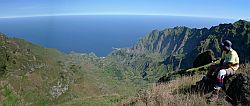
193;50;214;68
225;73;250;105
189;73;250;105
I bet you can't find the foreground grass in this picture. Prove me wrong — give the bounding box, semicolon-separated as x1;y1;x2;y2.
119;75;208;106
120;63;250;106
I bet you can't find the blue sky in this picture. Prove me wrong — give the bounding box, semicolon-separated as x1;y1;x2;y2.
0;0;249;19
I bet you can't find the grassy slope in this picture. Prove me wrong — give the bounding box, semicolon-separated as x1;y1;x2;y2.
1;20;249;105
0;34;142;106
55;53;141;106
120;63;250;106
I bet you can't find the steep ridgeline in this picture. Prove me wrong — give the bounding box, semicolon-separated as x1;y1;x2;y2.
132;20;250;70
1;20;250;105
108;20;250;82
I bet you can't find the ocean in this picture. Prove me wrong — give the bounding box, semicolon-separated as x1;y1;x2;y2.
0;15;235;56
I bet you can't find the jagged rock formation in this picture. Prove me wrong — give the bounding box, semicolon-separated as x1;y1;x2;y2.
132;20;250;70
1;20;250;105
108;20;250;83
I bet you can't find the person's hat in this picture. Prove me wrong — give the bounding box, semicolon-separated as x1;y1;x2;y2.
221;40;232;50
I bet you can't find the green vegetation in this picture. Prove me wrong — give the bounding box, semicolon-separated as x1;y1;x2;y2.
132;20;250;69
0;33;143;105
1;85;18;106
0;20;250;105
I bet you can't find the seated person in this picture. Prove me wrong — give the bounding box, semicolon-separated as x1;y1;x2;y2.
204;40;239;90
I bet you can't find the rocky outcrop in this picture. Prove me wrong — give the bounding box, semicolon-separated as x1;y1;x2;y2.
225;73;250;105
192;50;214;68
50;79;69;98
189;73;250;105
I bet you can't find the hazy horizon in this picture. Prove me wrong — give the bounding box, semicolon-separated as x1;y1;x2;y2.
0;0;248;56
1;0;250;19
0;14;242;20
0;15;236;56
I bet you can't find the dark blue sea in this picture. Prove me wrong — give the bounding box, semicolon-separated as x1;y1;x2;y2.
0;15;235;56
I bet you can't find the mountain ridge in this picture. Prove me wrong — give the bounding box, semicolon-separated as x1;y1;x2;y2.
1;20;250;105
130;20;250;70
